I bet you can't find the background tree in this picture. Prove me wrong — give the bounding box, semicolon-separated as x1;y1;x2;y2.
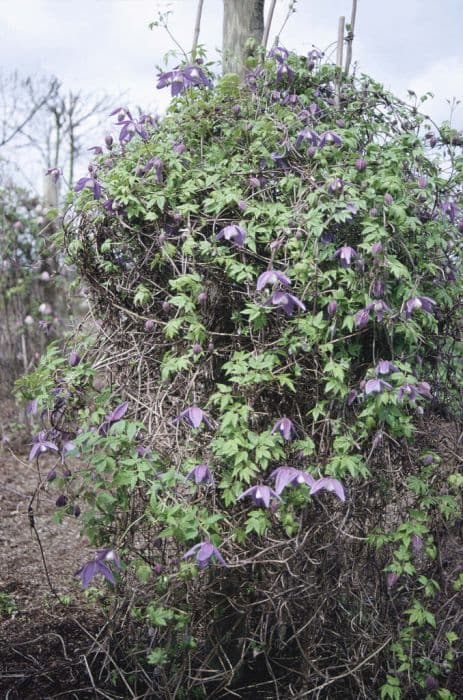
222;0;265;75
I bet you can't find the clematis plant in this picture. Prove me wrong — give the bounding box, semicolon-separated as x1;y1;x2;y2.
173;405;213;429
271;416;295;441
265;291;306;316
270;467;315;495
310;477;346;502
75;549;122;589
216;224;246;246
183;541;227;569
238;485;281;509
186;463;215;486
404;296;436;319
256;269;291;291
364;378;392;395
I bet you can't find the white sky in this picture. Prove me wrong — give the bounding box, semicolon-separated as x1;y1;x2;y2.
0;0;462;186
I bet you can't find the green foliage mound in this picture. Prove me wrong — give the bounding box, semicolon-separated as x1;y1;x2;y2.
21;51;463;698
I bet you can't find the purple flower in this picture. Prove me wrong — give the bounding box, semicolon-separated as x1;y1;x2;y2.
88;146;103;155
404;296;436;319
143;157;164;183
75;549;122;589
98;401;129;436
183;541;227;570
319;131;342;147
157;64;212;97
271;417;295;441
186;463;215;486
371;279;385;298
238;485;281;509
397;382;432;403
69;351;80;367
29;433;59;461
375;360;398;375
442;200;457;223
45;167;62;182
265;291;306;316
270;466;315;495
173;405;213;429
384;193;394;206
136;445;151;457
276;63;294;83
371;242;383;255
334;245;357;268
216;224;246;246
328;178;344;194
74;176;103;200
364;378;392;395
295;127;319;148
256;269;291;291
347;389;358;406
386;572;400;588
307;49;323;62
355;158;367;172
418;175;428;189
310;477;346;502
355;307;371;328
411;534;423;553
372;300;391;322
269;46;289;62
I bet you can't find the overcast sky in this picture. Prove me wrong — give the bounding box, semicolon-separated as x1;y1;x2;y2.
1;0;462;187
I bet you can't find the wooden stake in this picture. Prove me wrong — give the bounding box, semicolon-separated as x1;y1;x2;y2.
262;0;277;50
191;0;205;60
344;0;358;75
335;16;345;109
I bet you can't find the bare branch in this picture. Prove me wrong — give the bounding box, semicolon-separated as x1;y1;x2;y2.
191;0;205;60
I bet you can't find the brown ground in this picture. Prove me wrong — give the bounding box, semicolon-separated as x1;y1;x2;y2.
0;401;108;699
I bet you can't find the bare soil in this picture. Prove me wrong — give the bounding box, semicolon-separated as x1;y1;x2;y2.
0;401;107;699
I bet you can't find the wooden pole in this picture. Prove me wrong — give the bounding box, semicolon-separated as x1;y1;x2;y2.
344;0;358;75
191;0;205;60
262;0;277;50
335;16;345;109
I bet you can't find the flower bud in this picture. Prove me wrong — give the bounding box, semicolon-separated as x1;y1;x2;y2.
69;351;80;367
24;315;34;325
197;292;207;304
207;342;214;352
371;242;383;255
73;504;81;517
369;207;378;217
144;319;155;332
55;494;68;507
192;342;202;354
384;193;393;206
238;200;247;211
327;300;337;317
232;104;241;116
336;119;345;128
105;134;114;148
153;563;164;575
40;271;50;282
418;175;428;189
162;301;171;313
47;468;57;482
38;303;52;315
63;468;72;478
355;158;367;172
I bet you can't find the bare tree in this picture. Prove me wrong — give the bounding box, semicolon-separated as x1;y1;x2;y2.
222;0;265;76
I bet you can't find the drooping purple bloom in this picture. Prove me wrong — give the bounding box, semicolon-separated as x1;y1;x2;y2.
372;300;391;322
183;541;227;570
310;477;346;502
418;175;428;189
276;62;294;83
295;127;319;148
355;158;367;172
256;269;291;291
265;291;306;316
404;296;436;319
75;548;122;589
88;146;103;155
216;224;246;246
347;389;358;406
269;46;289;62
371;279;385;298
364;378;392;395
371;242;383;255
271;417;295;441
173;405;213;429
186;463;215;486
143;157;164;183
74;176;103;200
69;351;80;367
442;200;457;223
135;445;151;457
55;494;68;507
98;401;129;436
26;399;38;416
319;131;342;147
157;64;212;97
375;360;398;375
270;466;315;495
45;167;62;182
237;484;281;509
327;178;344;194
29;432;59;460
327;300;337;317
334;245;357;268
397;382;432;403
386;572;400;588
411;534;423;553
307;48;323;62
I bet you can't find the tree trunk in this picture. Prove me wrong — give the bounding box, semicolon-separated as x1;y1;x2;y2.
222;0;265;76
